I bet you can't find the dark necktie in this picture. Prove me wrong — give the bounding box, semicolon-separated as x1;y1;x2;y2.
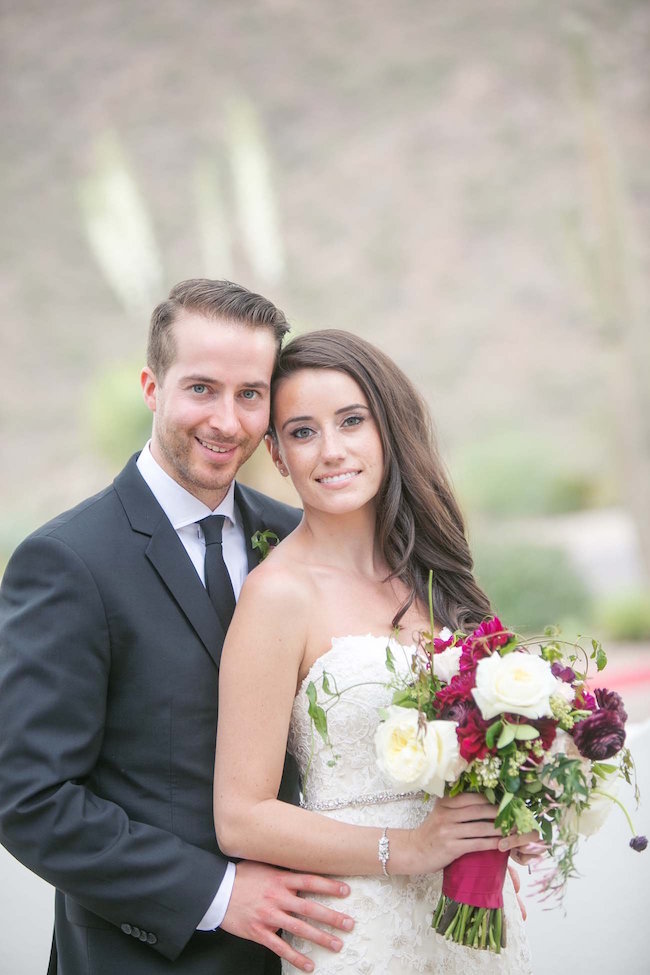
199;515;236;626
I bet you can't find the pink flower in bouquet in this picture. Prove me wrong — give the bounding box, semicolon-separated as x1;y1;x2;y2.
456;709;492;762
433;627;455;653
594;687;628;724
573;708;626;760
459;617;513;673
574;686;597;712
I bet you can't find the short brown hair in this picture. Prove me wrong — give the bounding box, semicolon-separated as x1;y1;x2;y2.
147;278;290;378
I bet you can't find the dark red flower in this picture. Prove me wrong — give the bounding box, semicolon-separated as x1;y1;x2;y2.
433;631;455;653
573;709;626;760
459;617;514;674
456;709;492;761
630;835;648;852
527;717;557;760
435;671;475;717
551;663;576;683
594;687;628;724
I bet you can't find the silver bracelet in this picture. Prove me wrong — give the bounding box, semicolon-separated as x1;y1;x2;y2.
378;827;390;876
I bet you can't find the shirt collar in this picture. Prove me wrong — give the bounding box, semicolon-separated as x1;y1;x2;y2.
136;441;237;530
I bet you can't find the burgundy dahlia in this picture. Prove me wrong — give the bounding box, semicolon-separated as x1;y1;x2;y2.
456;710;492;762
594;687;628;724
459;617;514;673
435;671;475;715
529;717;557;756
573;709;626;760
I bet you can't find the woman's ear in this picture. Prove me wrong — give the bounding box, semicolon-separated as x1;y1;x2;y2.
264;434;289;477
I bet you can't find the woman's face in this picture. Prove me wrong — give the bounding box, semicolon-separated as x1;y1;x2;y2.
268;368;384;517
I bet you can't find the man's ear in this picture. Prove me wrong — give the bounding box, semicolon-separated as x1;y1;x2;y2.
141;367;158;413
264;433;289;477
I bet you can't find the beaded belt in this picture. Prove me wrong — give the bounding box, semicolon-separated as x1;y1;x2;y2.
300;790;426;812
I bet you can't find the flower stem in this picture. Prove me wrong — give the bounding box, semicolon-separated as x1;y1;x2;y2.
591;788;636;835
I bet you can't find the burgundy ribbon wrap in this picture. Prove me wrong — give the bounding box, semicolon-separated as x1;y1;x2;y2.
442;849;509;909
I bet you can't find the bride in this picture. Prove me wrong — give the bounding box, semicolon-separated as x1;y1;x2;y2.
214;330;535;974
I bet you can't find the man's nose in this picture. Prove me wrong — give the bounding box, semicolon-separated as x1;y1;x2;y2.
207;396;240;438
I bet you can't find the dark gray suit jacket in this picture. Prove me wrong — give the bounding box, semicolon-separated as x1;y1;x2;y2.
0;455;301;974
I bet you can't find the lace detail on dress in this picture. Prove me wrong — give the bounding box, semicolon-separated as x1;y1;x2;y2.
284;635;533;975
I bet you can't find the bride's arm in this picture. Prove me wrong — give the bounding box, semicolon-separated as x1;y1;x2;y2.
214;563;522;877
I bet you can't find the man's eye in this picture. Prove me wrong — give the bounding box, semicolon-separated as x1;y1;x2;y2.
241;389;259;400
192;384;207;394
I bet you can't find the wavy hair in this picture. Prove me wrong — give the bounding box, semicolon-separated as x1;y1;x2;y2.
270;329;491;632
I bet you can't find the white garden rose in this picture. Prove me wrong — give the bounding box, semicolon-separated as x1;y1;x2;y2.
432;644;462;684
471;650;559;720
563;763;621;837
374;706;466;797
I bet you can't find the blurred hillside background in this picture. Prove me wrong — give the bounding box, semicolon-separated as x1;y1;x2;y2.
1;0;649;645
1;4;649;974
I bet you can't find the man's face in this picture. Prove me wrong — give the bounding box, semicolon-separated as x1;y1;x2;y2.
141;311;277;508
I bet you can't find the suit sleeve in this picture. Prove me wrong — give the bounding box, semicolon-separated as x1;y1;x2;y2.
0;533;227;961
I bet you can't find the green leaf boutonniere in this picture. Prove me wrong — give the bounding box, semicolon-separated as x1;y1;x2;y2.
251;529;280;561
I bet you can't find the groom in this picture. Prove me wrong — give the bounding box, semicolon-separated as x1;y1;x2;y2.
0;279;353;974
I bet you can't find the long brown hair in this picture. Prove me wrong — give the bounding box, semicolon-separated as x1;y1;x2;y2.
270;329;491;632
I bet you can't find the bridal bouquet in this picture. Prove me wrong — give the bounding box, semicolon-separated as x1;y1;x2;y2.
307;582;645;954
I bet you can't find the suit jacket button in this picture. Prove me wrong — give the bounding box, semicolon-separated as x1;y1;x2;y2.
138;930;148;941
121;923;132;935
147;933;157;945
131;926;141;938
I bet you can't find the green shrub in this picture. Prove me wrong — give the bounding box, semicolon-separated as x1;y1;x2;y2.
452;433;609;517
597;591;650;642
86;363;152;466
472;538;593;634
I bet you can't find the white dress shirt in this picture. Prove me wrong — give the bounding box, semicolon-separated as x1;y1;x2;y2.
136;442;241;931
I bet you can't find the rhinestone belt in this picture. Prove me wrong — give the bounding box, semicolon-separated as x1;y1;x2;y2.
300;790;426;812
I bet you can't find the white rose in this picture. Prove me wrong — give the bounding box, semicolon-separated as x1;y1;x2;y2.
375;706;466;797
563;764;621;837
553;679;575;704
471;650;559;720
432;644;462;684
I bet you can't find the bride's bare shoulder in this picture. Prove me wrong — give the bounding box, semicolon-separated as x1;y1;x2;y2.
238;538;316;616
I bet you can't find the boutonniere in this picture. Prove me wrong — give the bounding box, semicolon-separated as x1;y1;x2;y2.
251;529;280;561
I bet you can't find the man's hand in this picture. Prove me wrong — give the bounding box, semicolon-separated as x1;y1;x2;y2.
221;861;355;973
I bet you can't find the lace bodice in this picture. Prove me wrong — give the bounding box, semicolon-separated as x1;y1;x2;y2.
284;635;533;975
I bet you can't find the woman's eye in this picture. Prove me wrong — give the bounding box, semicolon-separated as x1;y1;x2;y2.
342;415;363;427
291;427;313;440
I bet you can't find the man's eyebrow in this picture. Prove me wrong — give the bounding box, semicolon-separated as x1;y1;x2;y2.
281;404;369;431
181;375;270;390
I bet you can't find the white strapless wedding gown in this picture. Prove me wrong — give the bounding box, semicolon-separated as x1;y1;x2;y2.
285;635;533;974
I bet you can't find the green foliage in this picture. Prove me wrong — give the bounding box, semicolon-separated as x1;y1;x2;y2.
251;529;280;560
473;539;593;633
597;590;650;641
452;433;609;517
86;363;152;465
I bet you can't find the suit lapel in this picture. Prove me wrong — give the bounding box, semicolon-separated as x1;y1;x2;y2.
235;483;266;573
145;521;225;667
114;455;225;667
